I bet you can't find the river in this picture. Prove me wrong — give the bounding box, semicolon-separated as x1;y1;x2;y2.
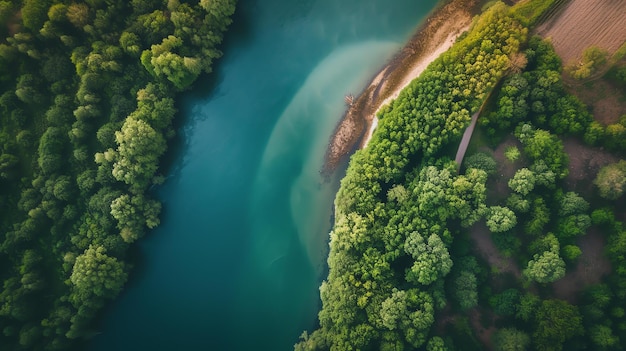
90;0;437;350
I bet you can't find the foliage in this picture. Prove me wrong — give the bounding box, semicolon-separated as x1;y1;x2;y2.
489;289;520;316
524;249;565;284
510;0;560;27
298;4;528;348
486;206;517;233
0;0;236;348
508;168;535;195
70;246;126;301
515;123;568;178
492;327;530;351
533;299;583;351
567;46;609;80
594;160;626;200
298;2;626;351
464;152;497;175
454;271;478;311
481;37;592;139
504;146;520;162
404;232;453;286
426;336;448;351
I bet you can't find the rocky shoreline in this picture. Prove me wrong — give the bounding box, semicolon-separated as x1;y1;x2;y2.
322;0;483;175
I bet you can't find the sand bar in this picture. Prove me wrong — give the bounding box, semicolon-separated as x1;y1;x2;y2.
323;0;482;174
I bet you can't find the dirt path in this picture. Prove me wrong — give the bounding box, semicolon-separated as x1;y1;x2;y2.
322;0;482;174
454;111;480;167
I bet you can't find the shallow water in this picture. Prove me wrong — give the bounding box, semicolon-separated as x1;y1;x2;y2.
90;1;437;350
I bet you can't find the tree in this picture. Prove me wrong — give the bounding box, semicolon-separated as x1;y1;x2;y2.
589;325;619;350
486;206;517;233
508;168;535;195
119;31;141;56
504;146;520;162
379;289;435;348
66;3;90;29
110;193;161;243
404;232;453;285
21;0;51;31
492;328;530;351
464;152;497;175
0;153;18;178
380;289;409;331
524;250;565;284
561;245;582;261
15;74;41;104
70;246;127;302
567;46;608;80
584;121;605;145
594;161;626;200
387;184;409;204
426;336;447;351
516;293;539;322
533;299;583;351
454;271;478;310
558;192;589;216
525;197;550;236
38;127;66;175
489;289;520;316
529;160;556;188
507;194;529;213
556;214;591;240
516;124;568;177
112;115;166;192
142;35;203;90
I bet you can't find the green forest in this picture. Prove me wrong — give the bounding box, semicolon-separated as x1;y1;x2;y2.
296;1;626;350
0;0;235;349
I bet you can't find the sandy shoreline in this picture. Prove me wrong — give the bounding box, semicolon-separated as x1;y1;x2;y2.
322;0;482;174
361;29;468;147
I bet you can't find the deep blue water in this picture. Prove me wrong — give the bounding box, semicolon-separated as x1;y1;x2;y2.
90;0;437;350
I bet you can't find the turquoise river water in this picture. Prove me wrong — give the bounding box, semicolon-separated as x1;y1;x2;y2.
90;0;438;350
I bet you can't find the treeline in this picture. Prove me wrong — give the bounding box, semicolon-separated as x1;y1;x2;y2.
297;0;626;350
295;3;527;350
0;0;235;349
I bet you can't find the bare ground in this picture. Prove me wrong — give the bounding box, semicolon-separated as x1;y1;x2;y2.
552;228;612;303
536;0;626;127
564;77;626;126
322;0;482;174
486;136;525;203
535;0;626;65
470;222;522;278
470;308;497;350
563;137;620;195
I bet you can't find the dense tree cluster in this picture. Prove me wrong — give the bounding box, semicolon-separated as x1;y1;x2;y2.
299;1;626;350
480;36;593;140
296;3;528;349
0;0;235;349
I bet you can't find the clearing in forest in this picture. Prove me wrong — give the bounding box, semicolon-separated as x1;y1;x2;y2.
535;0;626;65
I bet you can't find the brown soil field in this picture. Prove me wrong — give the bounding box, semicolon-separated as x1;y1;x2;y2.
535;0;626;65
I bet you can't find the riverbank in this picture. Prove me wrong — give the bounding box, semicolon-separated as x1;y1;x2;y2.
322;0;483;174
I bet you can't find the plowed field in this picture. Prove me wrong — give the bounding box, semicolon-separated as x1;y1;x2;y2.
536;0;626;64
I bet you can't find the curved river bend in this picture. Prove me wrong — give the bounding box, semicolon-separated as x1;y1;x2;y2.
91;0;437;350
